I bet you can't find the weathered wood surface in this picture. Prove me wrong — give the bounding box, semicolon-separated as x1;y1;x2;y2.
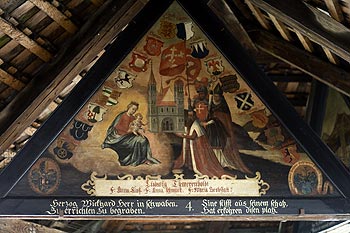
250;30;350;97
325;0;344;23
0;17;53;62
0;0;149;154
29;0;78;34
208;0;258;53
248;0;350;62
0;219;66;233
245;0;271;30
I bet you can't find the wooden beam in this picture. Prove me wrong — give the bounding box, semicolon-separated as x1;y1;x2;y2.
268;13;293;41
245;0;271;30
248;0;350;62
0;67;25;91
250;30;350;97
207;222;230;233
294;30;314;52
343;1;350;22
268;74;312;83
208;0;258;53
231;0;255;20
0;17;52;62
322;46;339;64
66;0;85;9
29;0;78;34
0;0;149;154
102;220;127;233
0;219;67;233
325;0;344;23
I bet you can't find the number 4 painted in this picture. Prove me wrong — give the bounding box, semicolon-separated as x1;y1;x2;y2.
185;201;194;211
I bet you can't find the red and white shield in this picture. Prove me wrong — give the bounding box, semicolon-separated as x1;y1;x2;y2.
129;52;149;72
194;101;208;122
159;42;187;76
205;57;224;76
143;36;164;56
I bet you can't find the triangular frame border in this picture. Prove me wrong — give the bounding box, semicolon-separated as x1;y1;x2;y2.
0;0;349;218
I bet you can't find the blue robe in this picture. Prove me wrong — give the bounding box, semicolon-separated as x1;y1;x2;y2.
102;111;153;166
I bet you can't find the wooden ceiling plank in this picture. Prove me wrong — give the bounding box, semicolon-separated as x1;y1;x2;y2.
325;0;345;22
25;10;51;31
208;0;258;53
2;6;58;54
245;0;271;30
9;49;36;77
22;57;43;75
0;42;27;63
0;0;148;153
29;0;78;34
250;30;350;97
294;30;314;52
207;222;230;233
91;0;105;7
267;13;293;41
66;0;85;10
0;85;14;99
249;0;350;62
322;46;339;64
9;1;36;21
0;68;25;91
0;219;67;233
39;21;65;43
102;220;128;233
0;17;52;62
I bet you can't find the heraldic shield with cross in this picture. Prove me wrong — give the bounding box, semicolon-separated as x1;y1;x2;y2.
10;1;340;202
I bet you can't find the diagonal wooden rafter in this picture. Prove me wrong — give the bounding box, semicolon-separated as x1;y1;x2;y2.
29;0;78;34
0;17;53;62
248;0;350;62
0;0;149;154
267;13;293;42
250;29;350;97
207;0;258;53
322;46;339;64
0;68;25;91
325;0;345;23
294;30;314;53
245;0;271;30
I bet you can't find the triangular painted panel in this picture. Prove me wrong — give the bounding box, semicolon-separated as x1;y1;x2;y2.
0;0;349;218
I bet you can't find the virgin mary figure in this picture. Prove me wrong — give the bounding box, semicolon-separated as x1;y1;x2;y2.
102;101;160;166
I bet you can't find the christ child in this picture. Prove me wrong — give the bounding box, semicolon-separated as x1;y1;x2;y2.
128;113;147;137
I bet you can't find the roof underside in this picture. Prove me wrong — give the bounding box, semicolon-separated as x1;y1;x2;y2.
0;0;349;232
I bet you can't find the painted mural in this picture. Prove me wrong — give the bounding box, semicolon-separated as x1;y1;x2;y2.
322;89;350;168
22;2;337;198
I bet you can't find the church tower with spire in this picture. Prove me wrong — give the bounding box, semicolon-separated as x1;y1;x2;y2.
148;61;185;133
174;79;185;131
148;61;158;132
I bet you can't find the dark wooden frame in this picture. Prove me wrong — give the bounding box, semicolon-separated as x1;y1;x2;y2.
0;0;349;218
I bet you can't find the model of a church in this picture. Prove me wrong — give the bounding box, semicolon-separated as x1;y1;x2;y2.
147;62;185;133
